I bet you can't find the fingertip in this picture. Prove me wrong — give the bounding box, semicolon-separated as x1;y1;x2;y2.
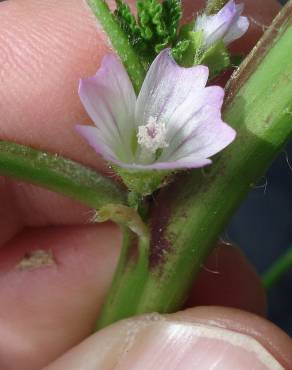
0;223;121;370
45;307;291;370
172;306;292;368
0;0;110;170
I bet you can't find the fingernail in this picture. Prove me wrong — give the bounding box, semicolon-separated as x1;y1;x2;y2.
115;316;284;370
45;314;284;370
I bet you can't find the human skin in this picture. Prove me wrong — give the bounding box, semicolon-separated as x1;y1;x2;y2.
0;0;291;369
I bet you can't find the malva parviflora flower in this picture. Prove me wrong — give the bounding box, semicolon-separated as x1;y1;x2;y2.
76;49;236;171
194;0;249;49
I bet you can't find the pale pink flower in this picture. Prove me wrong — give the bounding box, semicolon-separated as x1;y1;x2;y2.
76;49;235;170
195;0;249;48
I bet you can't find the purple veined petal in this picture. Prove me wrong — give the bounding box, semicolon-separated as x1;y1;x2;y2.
135;49;209;132
161;71;219;146
76;124;118;163
166;112;236;162
76;49;237;172
159;85;225;161
135;49;211;163
79;54;136;162
168;85;224;144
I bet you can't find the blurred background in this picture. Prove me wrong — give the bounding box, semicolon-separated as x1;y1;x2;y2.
228;143;292;335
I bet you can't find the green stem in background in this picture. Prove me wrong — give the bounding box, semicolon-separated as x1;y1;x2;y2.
97;1;292;325
0;140;126;209
262;247;292;290
87;0;146;93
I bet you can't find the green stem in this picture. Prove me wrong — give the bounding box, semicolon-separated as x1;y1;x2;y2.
0;140;150;324
137;1;292;313
96;228;150;329
93;203;150;329
0;140;126;209
87;0;146;93
262;247;292;290
98;1;292;322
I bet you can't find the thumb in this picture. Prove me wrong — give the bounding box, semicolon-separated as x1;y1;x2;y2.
44;307;292;370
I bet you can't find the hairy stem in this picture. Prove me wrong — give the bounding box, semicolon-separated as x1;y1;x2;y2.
97;1;292;323
87;0;146;93
0;140;150;325
137;1;292;313
262;247;292;290
0;141;126;209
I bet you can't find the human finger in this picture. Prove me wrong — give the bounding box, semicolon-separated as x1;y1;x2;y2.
44;306;292;369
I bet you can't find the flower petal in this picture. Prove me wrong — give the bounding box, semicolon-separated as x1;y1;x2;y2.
195;0;235;47
223;14;249;45
135;49;209;148
76;125;117;162
136;49;209;124
159;85;225;160
79;54;136;162
76;49;236;172
195;0;249;48
167;111;236;162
